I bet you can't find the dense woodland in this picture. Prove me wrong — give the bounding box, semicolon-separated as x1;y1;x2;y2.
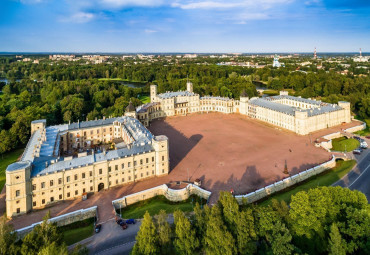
132;187;370;255
0;56;369;154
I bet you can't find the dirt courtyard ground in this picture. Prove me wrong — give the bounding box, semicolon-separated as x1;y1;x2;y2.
149;113;331;202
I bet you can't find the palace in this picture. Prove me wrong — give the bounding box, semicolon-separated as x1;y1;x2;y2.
6;82;351;217
134;83;351;135
6;116;169;217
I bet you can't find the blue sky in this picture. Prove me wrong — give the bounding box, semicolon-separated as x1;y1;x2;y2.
0;0;369;52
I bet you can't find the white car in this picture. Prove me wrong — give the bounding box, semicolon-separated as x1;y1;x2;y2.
360;141;368;149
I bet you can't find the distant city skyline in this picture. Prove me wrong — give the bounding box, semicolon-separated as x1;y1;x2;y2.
0;0;369;52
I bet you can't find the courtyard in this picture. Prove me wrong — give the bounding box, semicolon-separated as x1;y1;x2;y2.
149;113;331;201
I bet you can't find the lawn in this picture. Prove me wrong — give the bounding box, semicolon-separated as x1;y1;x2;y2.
354;118;370;136
119;195;206;219
0;148;24;191
258;159;356;206
263;89;279;96
331;137;360;152
138;95;150;104
59;217;95;246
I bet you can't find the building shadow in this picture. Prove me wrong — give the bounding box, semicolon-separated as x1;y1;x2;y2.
149;119;203;171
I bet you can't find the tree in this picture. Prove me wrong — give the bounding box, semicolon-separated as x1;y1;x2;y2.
173;210;199;255
268;221;295;255
132;211;158;255
204;205;236;255
236;209;257;255
0;217;18;255
21;212;63;255
37;242;68;255
328;223;346;255
218;191;239;234
156;210;171;253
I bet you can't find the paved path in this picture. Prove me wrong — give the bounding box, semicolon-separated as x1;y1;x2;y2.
71;215;175;255
333;137;370;201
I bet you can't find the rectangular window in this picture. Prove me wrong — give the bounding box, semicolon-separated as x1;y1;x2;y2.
50;197;54;202
128;176;131;181
146;172;149;176
90;171;92;177
32;184;36;191
121;163;124;169
42;199;45;204
152;157;154;162
66;176;70;182
33;201;36;207
116;180;118;184
17;208;20;214
99;169;102;175
141;173;143;177
140;159;143;165
16;190;20;197
128;162;131;167
90;186;93;191
41;182;45;189
58;178;62;185
146;158;149;164
108;167;111;172
83;188;86;193
50;180;54;187
152;170;154;175
75;190;78;195
90;130;93;135
74;174;78;181
134;161;137;166
122;178;125;182
82;173;85;179
59;194;62;200
162;156;164;161
67;192;70;198
115;165;118;171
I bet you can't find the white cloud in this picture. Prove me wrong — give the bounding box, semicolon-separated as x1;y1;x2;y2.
60;12;95;23
171;0;293;10
100;0;165;8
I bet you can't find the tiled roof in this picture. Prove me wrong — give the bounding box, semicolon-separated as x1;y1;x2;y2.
157;91;197;99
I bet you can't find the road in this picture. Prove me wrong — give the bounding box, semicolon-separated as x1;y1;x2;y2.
333;137;370;201
73;215;175;255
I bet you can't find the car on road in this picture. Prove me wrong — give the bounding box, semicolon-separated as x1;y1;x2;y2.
125;219;136;224
366;136;370;139
95;224;102;233
116;219;128;230
353;149;362;155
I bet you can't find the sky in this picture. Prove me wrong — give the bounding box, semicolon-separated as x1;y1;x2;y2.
0;0;369;53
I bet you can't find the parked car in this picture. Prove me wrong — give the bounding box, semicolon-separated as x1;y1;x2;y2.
116;219;128;229
353;149;362;155
354;136;361;141
360;141;368;149
126;219;136;224
95;224;102;233
365;136;370;139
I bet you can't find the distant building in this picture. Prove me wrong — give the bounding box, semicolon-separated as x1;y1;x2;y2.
353;48;369;62
272;55;282;67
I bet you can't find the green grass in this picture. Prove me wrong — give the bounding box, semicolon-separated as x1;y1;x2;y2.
0;148;24;191
119;195;206;219
331;137;360;152
138;95;150;104
354;118;370;136
259;159;356;206
263;89;279;96
59;217;95;246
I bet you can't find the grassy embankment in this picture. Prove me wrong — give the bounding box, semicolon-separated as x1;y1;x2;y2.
262;89;279;96
331;137;360;152
138;95;150;104
259;159;356;206
119;195;206;219
0;148;24;191
354;118;370;136
59;217;95;246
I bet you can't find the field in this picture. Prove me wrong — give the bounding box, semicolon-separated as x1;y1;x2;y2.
258;159;356;206
138;95;150;104
119;195;206;219
331;137;360;152
0;148;24;191
149;113;330;203
59;217;95;246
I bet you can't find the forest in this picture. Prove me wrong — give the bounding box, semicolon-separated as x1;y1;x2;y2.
132;186;370;255
0;56;369;154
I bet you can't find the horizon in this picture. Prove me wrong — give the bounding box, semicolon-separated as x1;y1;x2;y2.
1;1;369;52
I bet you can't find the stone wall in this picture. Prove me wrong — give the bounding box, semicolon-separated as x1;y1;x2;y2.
112;184;211;210
235;156;336;204
344;122;366;133
15;206;97;239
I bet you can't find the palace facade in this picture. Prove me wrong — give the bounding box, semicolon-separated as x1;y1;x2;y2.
6;117;169;217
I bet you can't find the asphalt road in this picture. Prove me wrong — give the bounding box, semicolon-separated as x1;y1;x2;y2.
333;137;370;201
84;215;175;255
